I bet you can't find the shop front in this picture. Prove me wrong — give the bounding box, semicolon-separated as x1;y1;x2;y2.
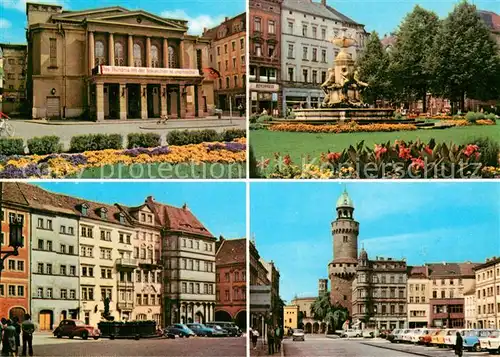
249;82;280;116
282;87;324;114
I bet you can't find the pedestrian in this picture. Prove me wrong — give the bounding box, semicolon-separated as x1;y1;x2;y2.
267;326;275;355
11;318;20;356
1;318;9;356
3;320;17;357
455;331;463;357
274;325;282;353
238;104;244;117
20;315;34;357
251;326;259;350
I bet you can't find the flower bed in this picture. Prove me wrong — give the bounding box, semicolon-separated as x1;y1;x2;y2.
256;139;499;179
0;138;246;178
269;122;417;133
442;119;496;127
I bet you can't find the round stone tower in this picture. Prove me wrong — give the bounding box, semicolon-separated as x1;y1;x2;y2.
328;188;359;314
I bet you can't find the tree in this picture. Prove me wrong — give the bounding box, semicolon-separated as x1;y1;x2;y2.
310;293;350;333
389;5;440;112
356;31;391;105
427;1;500;112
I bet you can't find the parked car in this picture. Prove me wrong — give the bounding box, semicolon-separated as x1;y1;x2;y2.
402;329;416;343
485;330;500;354
479;330;497;351
432;329;448;347
205;323;229;337
341;329;362;338
387;329;401;343
207;322;241;337
379;330;391;339
397;329;411;343
186;323;215;337
410;329;429;344
419;329;439;346
292;329;305;341
362;330;375;338
164;324;195;338
53;319;100;340
464;329;493;352
443;329;458;348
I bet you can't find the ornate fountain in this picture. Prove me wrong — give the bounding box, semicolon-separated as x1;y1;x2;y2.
291;29;394;122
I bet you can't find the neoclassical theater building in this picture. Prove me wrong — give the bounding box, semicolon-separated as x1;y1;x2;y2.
26;3;214;120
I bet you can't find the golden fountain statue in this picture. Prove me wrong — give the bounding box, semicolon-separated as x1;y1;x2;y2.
320;29;368;108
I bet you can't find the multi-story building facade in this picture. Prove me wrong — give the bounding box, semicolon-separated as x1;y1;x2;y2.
260;258;281;326
249;0;282;115
0;183;31;322
26;3;211;120
214;237;246;329
0;44;27;115
249;239;271;335
328;189;358;315
147;197;216;325
464;285;477;329
204;14;246;112
428;262;477;328
280;0;366;112
352;251;407;330
283;304;298;334
474;256;500;329
407;266;431;328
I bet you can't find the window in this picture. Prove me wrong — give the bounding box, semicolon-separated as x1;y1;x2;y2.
46;288;53;298
95;40;105;66
441;290;445;298
303;69;308;83
100;230;111;241
268;45;275;57
254;17;261;32
82;287;94;301
302;25;307;37
81;226;93;238
49;38;57;67
321;71;326;84
226;77;230;88
60;265;66;275
37;287;43;298
288;68;294;82
240;38;244;49
151;45;159;67
37;218;43;228
288;44;294;59
46;264;52;275
302;47;308;60
69;266;76;276
255;43;262;57
321;28;326;40
113;42;124;66
312;70;317;84
312;26;317;38
133;43;142;67
268;20;275;34
46;241;52;251
321;49;327;63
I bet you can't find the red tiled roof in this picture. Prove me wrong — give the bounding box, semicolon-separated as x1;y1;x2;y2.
216;238;246;265
478;10;500;31
145;196;213;238
1;182;29;206
408;265;428;278
425;262;480;278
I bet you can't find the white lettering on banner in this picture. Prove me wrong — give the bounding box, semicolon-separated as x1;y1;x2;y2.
249;82;280;92
99;65;200;77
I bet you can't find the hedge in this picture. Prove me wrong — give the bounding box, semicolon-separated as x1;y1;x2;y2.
220;129;246;141
0;138;25;156
69;134;123;153
166;129;246;146
27;136;62;155
127;133;161;149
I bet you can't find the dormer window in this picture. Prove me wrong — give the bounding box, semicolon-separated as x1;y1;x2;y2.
119;213;125;224
141;213;146;222
81;203;89;216
99;207;108;220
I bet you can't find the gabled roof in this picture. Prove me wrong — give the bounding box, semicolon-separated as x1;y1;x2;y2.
145;196;214;238
425;262;480;278
1;182;29;207
216;238;246;265
478;10;500;32
282;0;361;26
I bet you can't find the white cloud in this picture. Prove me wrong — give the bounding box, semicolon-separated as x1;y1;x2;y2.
1;0;65;12
0;18;11;28
160;9;225;35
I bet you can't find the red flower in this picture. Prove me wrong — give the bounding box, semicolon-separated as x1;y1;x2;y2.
399;147;412;160
374;144;387;159
424;146;433;155
463;144;479;157
326;152;341;162
283;154;292;166
411;157;425;170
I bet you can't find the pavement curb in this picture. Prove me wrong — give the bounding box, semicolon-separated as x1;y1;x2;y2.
20;118;246;125
360;342;434;357
138;124;241;130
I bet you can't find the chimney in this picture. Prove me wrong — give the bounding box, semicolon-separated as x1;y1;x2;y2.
182;203;189;210
225;16;229;22
203;27;207;33
146;196;154;203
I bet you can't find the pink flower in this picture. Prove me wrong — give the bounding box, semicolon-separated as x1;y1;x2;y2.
411;157;425;170
374;145;387;159
283;154;292;166
327;152;341;162
424;146;433;155
257;158;270;169
399;147;412;160
463;144;479;157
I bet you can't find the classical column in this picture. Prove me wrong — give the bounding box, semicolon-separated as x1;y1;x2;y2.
119;83;127;120
146;36;151;68
179;40;185;69
203;304;207;323
140;83;148;119
163;38;169;68
179;85;186;119
88;31;95;73
96;83;104;121
108;33;115;66
160;84;167;117
128;34;134;67
196;85;204;117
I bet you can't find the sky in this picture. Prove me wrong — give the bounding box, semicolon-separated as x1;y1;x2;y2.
34;181;246;239
250;182;500;304
0;0;245;43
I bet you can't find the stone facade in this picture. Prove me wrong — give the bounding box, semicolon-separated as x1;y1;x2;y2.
464;286;477;329
280;0;366;112
204;14;246;112
407;266;431;328
26;4;211;120
283;304;298;334
249;0;282;115
474;257;500;329
0;44;27;115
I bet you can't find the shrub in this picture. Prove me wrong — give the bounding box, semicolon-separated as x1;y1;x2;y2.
27;136;62;155
257;115;273;123
394;112;403;120
465;111;478;123
485;113;497;121
249;146;261;178
471;137;499;167
69;134;123;153
250;123;266;130
0;138;25;156
166;129;220;146
476;112;486;120
249;113;260;124
220;129;246;141
127;133;161;149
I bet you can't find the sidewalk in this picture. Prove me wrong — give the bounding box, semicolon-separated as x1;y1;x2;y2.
250;338;283;357
19;116;245;125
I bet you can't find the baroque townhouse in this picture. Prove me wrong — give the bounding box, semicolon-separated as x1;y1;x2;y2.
146;197;217;325
116;202;163;325
0;183;31;322
407;266;431;328
474;257;500;329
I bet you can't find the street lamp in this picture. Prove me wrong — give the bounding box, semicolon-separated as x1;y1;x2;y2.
0;213;24;281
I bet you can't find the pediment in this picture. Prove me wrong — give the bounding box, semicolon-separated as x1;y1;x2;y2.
94;11;188;31
52;7;129;22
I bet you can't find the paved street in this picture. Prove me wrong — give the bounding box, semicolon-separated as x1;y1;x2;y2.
30;333;245;356
282;335;491;357
7;117;246;150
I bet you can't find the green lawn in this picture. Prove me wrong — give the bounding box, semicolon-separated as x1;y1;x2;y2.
69;163;246;179
250;125;500;162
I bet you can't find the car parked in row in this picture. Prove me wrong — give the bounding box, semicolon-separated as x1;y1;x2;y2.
164;324;196;338
53;319;100;340
484;330;500;354
186;323;215;337
463;329;494;352
207;321;242;337
341;329;362;338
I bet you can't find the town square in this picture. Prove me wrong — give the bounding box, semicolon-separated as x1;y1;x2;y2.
249;182;500;356
249;0;500;179
0;181;246;356
0;0;246;178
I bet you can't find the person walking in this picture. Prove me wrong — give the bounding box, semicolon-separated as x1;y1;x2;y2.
1;318;9;356
238;103;244;117
455;331;463;357
274;325;282;353
11;318;20;356
267;325;275;355
20;315;34;357
3;320;17;357
251;326;259;350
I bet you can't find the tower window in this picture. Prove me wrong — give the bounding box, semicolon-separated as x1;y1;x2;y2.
343;236;348;242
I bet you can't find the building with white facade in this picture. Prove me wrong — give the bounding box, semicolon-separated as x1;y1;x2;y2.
474;257;500;329
407;266;431;328
464;285;477;329
280;0;366;112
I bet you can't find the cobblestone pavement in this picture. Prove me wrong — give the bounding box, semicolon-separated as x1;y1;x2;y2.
7;117;246;150
30;333;245;356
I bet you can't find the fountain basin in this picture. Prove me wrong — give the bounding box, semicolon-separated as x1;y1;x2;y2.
292;107;396;123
